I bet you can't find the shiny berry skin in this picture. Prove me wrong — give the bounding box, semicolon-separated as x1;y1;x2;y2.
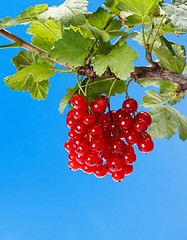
68;160;81;171
94;164;108;178
90;97;108;113
135;111;152;126
64;140;74;152
108;154;124;172
133;119;148;133
122;98;138;113
112;170;125;182
89;138;105;153
83;113;96;126
88;124;103;138
125;130;141;145
73;121;87;135
70;94;87;109
72;108;86;120
117;116;134;130
81;164;95;174
122;151;136;165
110;139;126;154
138;139;154;153
124;164;133;176
85;152;101;166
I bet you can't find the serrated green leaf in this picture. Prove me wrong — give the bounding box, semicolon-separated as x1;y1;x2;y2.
154;37;186;73
84;77;127;99
0;4;48;29
141;90;187;140
104;0;120;13
27;19;61;50
88;7;113;30
28;78;50;100
117;0;160;25
4;50;54;100
93;44;138;79
49;29;90;68
81;22;110;42
12;50;38;70
59;86;79;113
0;17;16;29
39;0;88;26
161;1;187;33
15;4;48;24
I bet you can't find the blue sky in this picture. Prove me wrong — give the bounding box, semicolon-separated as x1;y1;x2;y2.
0;1;187;240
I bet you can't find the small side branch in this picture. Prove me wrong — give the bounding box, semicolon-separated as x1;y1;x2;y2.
0;29;69;68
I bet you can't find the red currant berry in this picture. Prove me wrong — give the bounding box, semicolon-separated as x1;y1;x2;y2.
89;138;105;153
112;170;125;182
122;151;136;165
70;94;87;109
85;152;101;166
135;111;152;126
88;124;103;138
83;113;96;126
122;98;138;113
117;116;134;130
90;97;108;113
94;164;108;178
123;164;133;176
125;130;141;145
73;121;87;135
138;139;154;153
108;154;124;172
110;138;126;154
64;140;74;152
68;160;81;171
133;119;148;133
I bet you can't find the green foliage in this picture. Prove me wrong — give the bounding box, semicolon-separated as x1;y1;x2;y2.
154;37;186;73
161;0;187;33
0;0;187;141
4;50;54;100
27;19;61;51
59;86;79;113
93;44;138;79
49;29;90;68
142;90;187;140
38;0;88;26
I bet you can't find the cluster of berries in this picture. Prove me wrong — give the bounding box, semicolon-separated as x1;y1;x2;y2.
64;93;154;182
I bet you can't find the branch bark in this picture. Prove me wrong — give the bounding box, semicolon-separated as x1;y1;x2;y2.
131;66;187;92
0;29;187;92
0;29;69;68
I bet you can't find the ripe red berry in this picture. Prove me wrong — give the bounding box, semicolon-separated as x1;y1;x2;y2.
122;98;138;113
70;94;87;109
112;170;125;182
138;139;154;153
108;154;124;172
94;164;108;178
133;119;148;133
125;130;141;145
90;97;108;113
135;111;152;126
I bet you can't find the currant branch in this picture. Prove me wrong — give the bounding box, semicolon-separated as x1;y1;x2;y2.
0;29;70;69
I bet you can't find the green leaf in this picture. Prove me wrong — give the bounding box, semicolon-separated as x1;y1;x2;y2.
161;1;187;33
117;0;160;25
39;0;88;26
88;7;113;30
0;4;48;29
59;86;79;114
84;77;127;99
15;4;48;24
81;22;110;42
93;44;138;79
141;90;187;140
0;17;16;29
154;38;186;73
4;50;55;100
49;29;90;68
27;19;61;51
104;0;120;13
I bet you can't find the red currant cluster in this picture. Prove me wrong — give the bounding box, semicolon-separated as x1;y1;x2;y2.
64;93;154;182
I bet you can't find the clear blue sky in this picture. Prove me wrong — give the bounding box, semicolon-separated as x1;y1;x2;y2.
0;1;187;240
